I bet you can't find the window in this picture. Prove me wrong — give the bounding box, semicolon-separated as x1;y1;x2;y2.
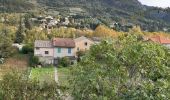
84;42;88;46
45;51;49;54
58;48;61;53
68;48;72;54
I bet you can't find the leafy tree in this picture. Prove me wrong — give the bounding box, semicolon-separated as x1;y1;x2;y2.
58;57;71;67
93;25;119;37
76;50;86;62
24;28;48;44
21;45;33;54
0;29;13;58
15;15;24;44
29;54;39;67
24;14;32;30
0;0;34;12
130;26;143;35
0;71;66;100
70;34;170;100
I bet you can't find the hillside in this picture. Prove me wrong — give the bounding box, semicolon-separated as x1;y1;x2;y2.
1;0;170;32
0;0;34;12
36;0;170;32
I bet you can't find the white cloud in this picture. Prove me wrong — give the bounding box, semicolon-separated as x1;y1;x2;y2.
138;0;170;8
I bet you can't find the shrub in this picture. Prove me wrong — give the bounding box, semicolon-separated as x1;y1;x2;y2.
58;57;71;67
76;50;86;62
29;55;39;67
0;93;2;100
0;71;66;100
21;45;33;54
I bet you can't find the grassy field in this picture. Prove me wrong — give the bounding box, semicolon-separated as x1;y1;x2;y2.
0;52;72;87
30;67;55;83
57;67;71;87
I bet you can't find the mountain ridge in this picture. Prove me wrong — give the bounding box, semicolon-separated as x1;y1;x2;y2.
36;0;170;31
1;0;170;32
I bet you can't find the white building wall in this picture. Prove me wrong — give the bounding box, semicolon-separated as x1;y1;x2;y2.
54;47;75;58
34;47;54;57
34;47;54;65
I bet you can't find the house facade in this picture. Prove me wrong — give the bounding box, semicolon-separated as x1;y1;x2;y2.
34;36;96;65
74;36;94;53
34;40;54;64
53;38;75;58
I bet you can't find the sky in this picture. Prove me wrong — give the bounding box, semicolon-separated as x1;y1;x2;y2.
138;0;170;8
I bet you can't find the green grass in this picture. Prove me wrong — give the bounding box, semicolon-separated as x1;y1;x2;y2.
30;67;71;86
30;67;55;83
57;67;71;87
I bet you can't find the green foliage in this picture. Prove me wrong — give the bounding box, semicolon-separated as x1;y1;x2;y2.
24;14;32;30
0;71;65;100
14;30;24;43
70;34;170;99
24;28;48;44
4;14;20;26
15;15;24;44
58;57;71;67
30;67;55;83
0;0;34;12
24;16;32;30
49;27;76;38
29;55;39;67
0;29;13;58
37;0;170;32
2;0;170;31
21;45;33;54
76;50;86;62
58;67;71;87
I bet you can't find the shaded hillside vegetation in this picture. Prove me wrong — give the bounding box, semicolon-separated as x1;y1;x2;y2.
0;0;34;12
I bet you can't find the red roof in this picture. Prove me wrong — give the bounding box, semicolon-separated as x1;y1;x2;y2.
53;38;75;48
149;36;170;44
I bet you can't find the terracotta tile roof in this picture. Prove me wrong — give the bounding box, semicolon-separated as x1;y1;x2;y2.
53;38;75;48
35;40;52;48
149;36;170;44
